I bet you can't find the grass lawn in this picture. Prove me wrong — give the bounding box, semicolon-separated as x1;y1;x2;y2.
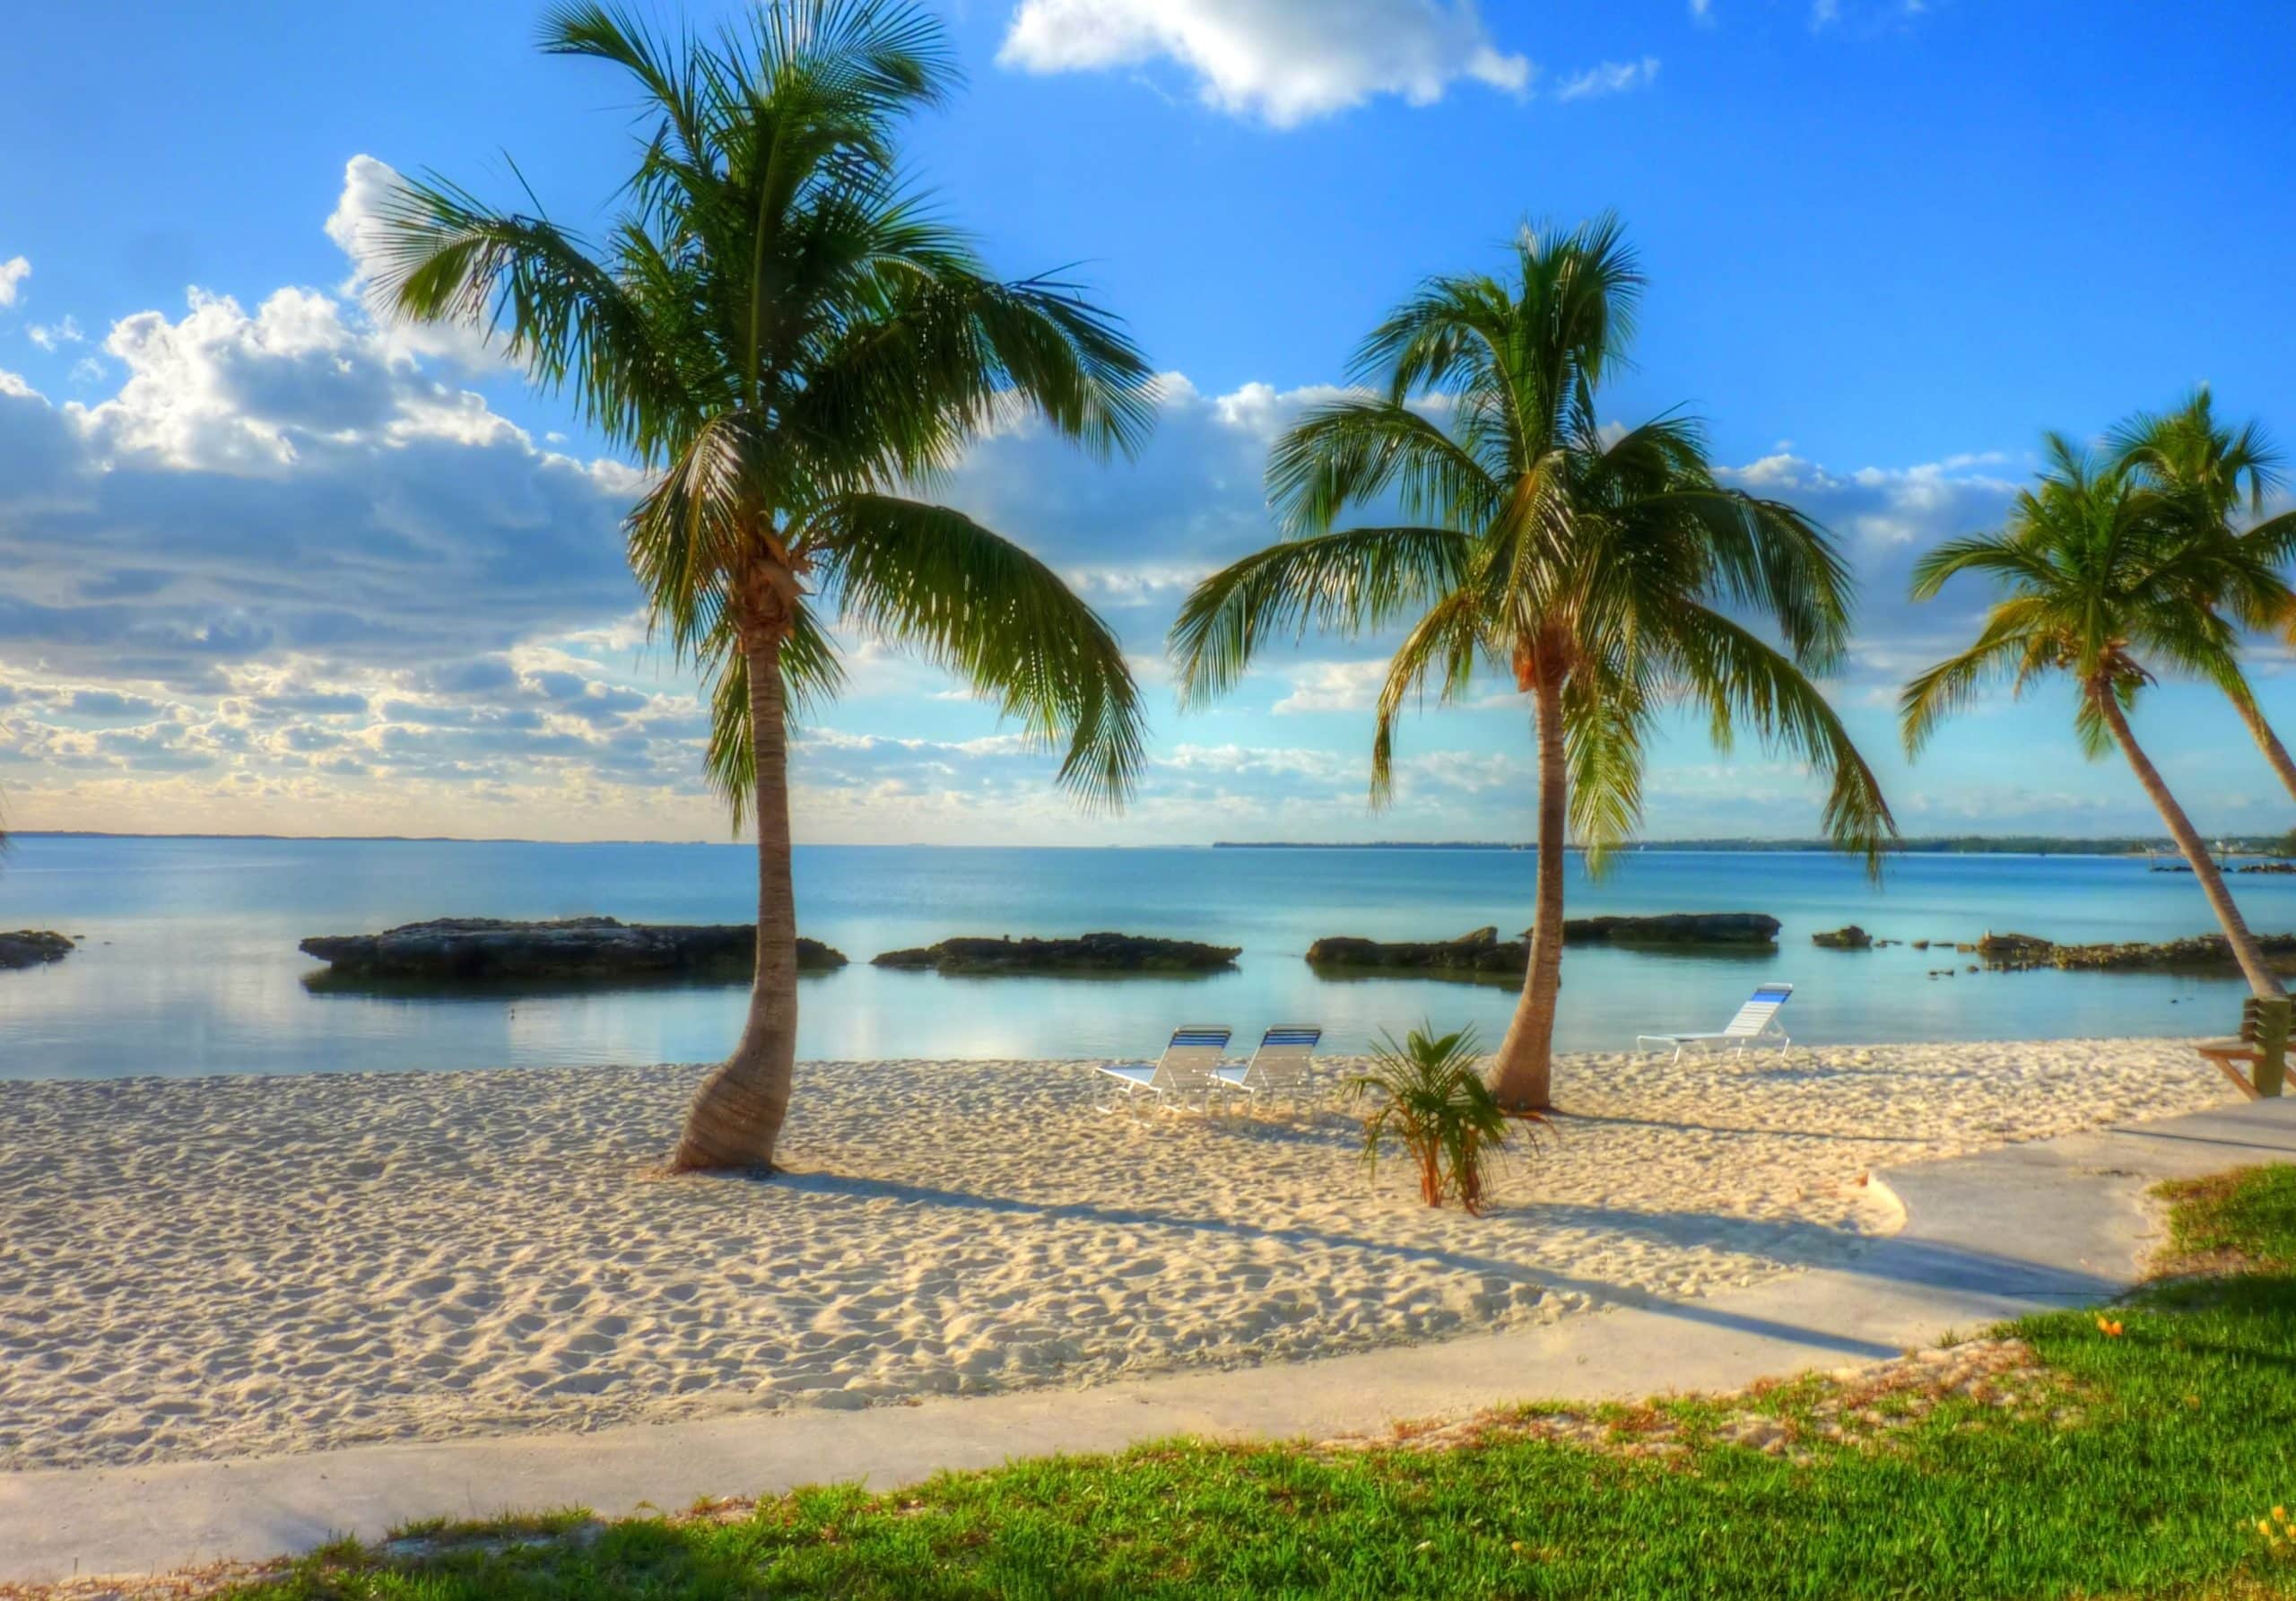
224;1166;2296;1599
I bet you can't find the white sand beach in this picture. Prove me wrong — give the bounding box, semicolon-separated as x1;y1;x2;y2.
0;1040;2232;1473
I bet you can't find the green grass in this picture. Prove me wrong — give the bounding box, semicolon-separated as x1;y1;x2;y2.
225;1167;2296;1599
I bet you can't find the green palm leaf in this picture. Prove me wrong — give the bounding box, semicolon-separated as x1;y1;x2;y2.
1902;431;2289;1001
1170;217;1894;1109
373;0;1154;1170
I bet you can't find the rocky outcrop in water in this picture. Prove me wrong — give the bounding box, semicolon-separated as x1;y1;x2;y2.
1974;929;2296;973
1305;927;1526;974
1812;925;1874;950
0;930;74;970
298;918;847;980
1306;914;1779;976
870;932;1241;975
1565;913;1780;946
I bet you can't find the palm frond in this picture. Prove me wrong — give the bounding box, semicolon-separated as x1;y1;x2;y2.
1666;604;1896;868
370;178;696;457
1898;605;2041;758
1561;644;1654;869
815;493;1145;807
1170;526;1474;709
1368;589;1491;808
1180;213;1891;881
1267;397;1504;537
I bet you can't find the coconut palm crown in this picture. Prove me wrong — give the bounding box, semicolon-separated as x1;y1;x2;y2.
1170;217;1894;1109
373;0;1156;1171
2108;388;2296;803
1902;436;2286;998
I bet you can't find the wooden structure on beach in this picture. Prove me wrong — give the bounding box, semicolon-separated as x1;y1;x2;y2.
2196;996;2291;1100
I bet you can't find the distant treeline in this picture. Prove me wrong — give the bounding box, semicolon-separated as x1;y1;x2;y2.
1213;836;2290;857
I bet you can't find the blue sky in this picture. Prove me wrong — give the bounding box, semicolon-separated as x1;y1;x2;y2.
2;0;2293;843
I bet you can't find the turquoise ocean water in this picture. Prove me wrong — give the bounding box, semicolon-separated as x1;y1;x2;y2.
2;836;2291;1081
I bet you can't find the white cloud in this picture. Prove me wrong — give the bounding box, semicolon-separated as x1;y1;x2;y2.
996;0;1532;127
27;315;81;351
1555;57;1660;101
1719;450;2017;549
0;161;2163;844
324;154;501;370
1065;564;1210;607
0;257;28;309
1211;379;1355;438
1690;0;1714;22
1161;741;1353;783
1806;0;1926;27
1272;659;1391;714
0;283;640;695
925;373;1350;650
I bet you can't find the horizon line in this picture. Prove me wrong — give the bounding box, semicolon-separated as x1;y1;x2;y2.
2;829;2236;851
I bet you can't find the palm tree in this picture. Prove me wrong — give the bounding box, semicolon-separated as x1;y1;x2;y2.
2109;388;2296;804
375;1;1155;1171
1903;437;2287;1000
1170;218;1893;1110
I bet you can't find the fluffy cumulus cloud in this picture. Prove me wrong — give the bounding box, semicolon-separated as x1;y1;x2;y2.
996;0;1532;126
0;257;27;309
925;371;1336;631
323;155;501;370
0;161;1441;842
0;283;641;679
4;155;2205;844
1272;660;1391;715
1714;448;2023;690
0;163;736;839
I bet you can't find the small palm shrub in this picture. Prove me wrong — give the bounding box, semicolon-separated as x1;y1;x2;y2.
1348;1025;1538;1214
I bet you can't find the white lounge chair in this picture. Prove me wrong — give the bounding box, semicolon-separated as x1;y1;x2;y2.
1213;1024;1322;1110
1095;1024;1232;1112
1637;983;1794;1063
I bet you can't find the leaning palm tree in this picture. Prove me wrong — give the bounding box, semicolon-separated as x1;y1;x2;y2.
1903;437;2287;1000
375;1;1155;1171
2109;388;2296;803
1170;218;1893;1109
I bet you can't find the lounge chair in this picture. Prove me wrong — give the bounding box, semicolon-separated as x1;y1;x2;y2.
1213;1024;1322;1110
1095;1024;1232;1112
1636;983;1794;1063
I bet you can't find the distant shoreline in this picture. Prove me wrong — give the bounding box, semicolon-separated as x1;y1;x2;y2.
1214;838;2258;857
9;831;2275;857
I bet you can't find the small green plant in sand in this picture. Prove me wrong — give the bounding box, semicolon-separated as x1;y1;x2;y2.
1346;1024;1536;1214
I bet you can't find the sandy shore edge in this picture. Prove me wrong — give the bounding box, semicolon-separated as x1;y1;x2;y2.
0;1037;2229;1473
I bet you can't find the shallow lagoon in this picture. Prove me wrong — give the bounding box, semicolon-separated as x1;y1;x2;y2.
3;836;2290;1079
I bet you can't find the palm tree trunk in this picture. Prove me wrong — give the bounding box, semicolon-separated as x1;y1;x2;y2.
672;629;800;1171
1487;670;1567;1110
2227;690;2296;805
2096;687;2286;1000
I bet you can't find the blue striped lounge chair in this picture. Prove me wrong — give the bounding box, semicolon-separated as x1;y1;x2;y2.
1095;1024;1232;1111
1212;1024;1323;1109
1636;983;1794;1063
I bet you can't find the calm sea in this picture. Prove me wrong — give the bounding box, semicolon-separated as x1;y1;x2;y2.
2;836;2290;1081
